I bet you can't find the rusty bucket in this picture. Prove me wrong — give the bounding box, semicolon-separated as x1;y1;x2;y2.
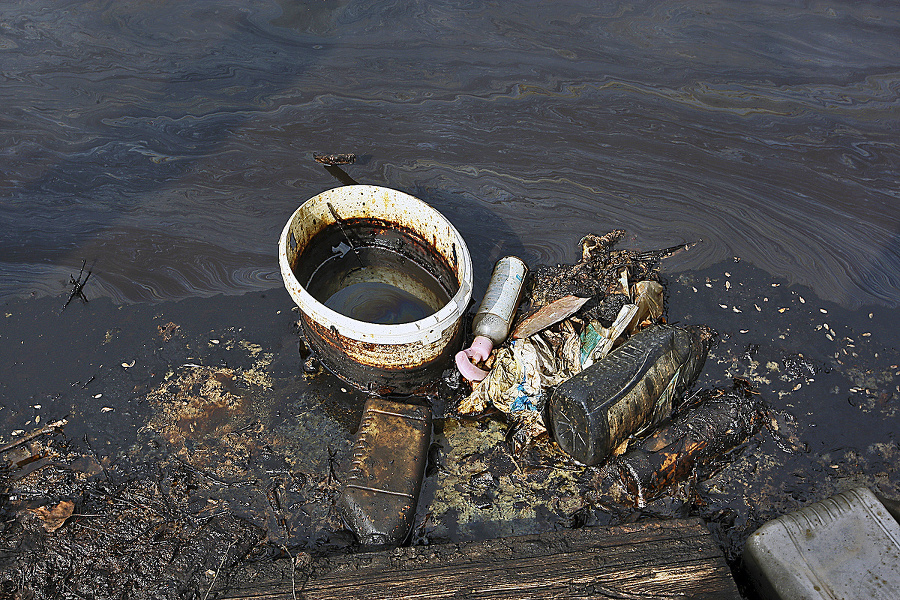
279;185;473;394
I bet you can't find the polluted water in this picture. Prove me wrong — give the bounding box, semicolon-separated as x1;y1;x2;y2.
294;221;453;325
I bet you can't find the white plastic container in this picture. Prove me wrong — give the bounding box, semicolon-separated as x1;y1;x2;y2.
743;486;900;599
279;185;473;394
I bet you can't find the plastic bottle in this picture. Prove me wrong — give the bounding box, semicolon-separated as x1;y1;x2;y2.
549;324;714;466
455;256;527;381
338;397;432;546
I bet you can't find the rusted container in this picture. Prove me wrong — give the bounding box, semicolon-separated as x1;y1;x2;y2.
338;397;432;546
279;185;473;394
609;379;765;506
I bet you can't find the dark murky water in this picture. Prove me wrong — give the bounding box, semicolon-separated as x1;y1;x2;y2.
1;1;899;596
298;225;453;324
2;0;898;308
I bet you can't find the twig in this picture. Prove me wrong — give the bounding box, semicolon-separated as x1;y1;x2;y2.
62;260;93;311
172;455;256;487
203;539;237;600
279;545;300;600
326;202;364;266
326;445;340;487
0;418;68;454
83;434;111;481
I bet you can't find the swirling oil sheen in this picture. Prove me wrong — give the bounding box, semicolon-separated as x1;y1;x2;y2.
0;0;898;307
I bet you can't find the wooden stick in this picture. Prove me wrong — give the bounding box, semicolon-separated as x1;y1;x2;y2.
0;417;69;454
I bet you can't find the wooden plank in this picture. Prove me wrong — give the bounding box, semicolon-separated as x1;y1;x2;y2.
221;518;740;599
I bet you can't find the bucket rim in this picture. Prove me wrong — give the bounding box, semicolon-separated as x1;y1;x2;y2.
278;185;473;345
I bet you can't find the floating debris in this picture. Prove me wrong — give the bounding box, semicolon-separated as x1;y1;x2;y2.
313;152;356;166
61;259;93;311
158;321;180;341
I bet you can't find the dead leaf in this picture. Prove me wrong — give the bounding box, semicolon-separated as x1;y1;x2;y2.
29;500;74;532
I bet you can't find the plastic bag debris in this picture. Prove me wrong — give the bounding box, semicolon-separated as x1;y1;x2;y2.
629;280;664;334
458;336;567;449
579;303;638;370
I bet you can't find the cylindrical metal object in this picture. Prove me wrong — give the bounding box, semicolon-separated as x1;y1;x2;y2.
279;185;473;394
610;379;764;505
471;256;527;345
549;324;713;466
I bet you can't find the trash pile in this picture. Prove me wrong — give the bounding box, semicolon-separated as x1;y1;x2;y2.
443;231;778;526
456;230;714;463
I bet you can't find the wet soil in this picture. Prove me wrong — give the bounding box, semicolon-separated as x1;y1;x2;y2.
1;255;897;598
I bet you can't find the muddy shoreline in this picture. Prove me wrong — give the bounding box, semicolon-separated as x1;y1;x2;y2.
1;258;898;598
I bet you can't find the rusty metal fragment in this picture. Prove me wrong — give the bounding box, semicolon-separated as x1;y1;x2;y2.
338;397;432;546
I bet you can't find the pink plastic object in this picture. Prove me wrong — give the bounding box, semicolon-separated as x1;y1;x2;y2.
454;335;494;382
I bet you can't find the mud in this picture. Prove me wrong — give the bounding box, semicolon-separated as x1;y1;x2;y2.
0;453;263;599
0;256;898;598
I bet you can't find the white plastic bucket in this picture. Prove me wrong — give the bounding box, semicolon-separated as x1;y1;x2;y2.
279;185;473;394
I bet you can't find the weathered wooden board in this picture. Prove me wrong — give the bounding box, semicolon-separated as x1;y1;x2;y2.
221;518;741;599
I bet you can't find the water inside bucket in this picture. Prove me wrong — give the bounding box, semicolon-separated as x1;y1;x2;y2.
294;219;455;325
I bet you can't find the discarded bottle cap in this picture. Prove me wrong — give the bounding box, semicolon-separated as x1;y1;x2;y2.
338;397;432;547
549;324;713;466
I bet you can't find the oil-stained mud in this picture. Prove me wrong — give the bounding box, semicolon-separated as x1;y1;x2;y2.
664;260;900;570
418;418;592;543
0;292;362;598
1;257;898;598
0;446;263;599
